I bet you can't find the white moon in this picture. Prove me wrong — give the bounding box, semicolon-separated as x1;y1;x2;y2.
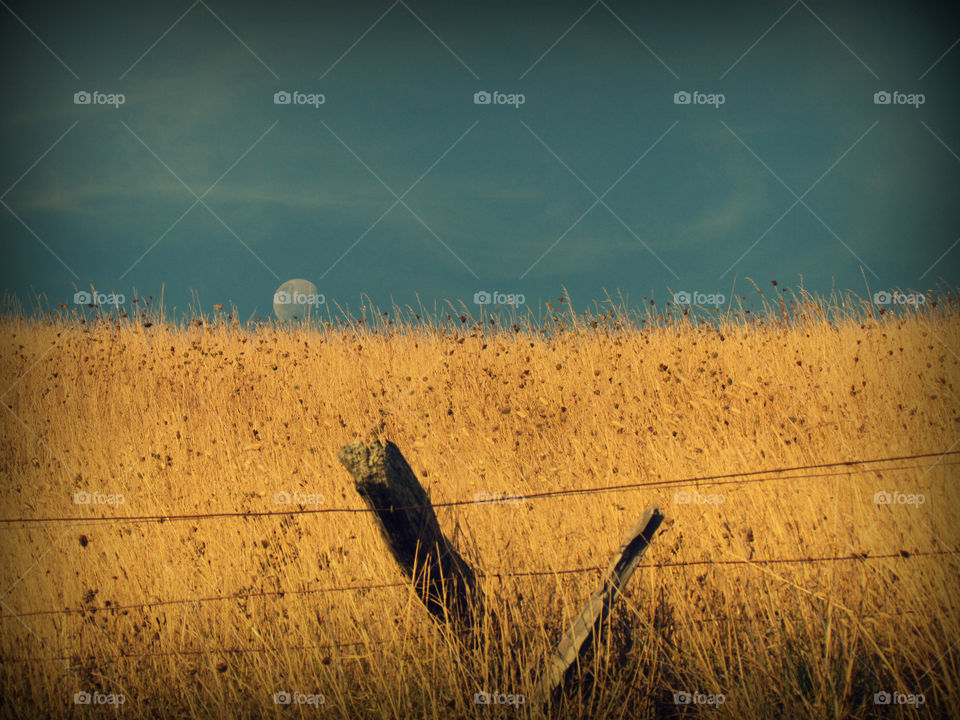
273;279;322;321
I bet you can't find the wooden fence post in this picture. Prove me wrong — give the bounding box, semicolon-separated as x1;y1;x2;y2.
338;438;481;631
537;505;664;701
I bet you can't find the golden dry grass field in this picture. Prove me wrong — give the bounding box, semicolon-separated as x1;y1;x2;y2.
1;293;958;719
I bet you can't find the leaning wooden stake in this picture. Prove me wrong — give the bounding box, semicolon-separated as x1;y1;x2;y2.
338;438;480;630
537;505;664;701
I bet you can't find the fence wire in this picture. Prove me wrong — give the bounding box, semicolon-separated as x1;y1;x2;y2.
1;450;956;527
0;603;940;666
1;549;953;623
1;449;956;668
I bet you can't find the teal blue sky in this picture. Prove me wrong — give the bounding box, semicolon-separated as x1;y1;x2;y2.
2;0;958;319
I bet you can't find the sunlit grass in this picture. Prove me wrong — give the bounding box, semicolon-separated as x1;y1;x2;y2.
0;288;958;719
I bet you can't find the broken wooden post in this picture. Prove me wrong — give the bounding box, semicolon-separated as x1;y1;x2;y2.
537;505;664;701
338;437;480;630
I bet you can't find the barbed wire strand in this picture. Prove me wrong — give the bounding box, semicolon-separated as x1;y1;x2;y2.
0;605;938;665
2;549;953;623
0;637;394;665
1;450;956;527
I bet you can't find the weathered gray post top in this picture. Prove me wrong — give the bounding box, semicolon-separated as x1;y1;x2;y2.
338;437;481;629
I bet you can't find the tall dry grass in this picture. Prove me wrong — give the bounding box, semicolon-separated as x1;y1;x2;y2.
1;290;958;719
